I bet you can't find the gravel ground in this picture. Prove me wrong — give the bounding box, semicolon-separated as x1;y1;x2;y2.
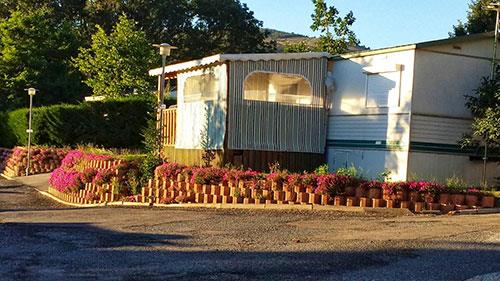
1;179;500;281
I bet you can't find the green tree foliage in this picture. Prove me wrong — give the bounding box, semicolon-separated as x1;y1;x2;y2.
284;41;315;53
310;0;358;54
451;0;497;36
0;7;84;110
463;68;500;151
73;15;157;97
0;0;274;108
185;0;275;59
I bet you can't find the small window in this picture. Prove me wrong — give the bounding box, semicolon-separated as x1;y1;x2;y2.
365;71;400;108
184;73;218;102
244;72;312;105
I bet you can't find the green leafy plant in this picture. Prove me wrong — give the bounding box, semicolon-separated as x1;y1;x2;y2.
376;169;392;182
314;164;329;175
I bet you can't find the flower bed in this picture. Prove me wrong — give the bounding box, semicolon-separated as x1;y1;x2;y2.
48;150;140;203
47;156;497;212
145;163;497;212
0;146;68;177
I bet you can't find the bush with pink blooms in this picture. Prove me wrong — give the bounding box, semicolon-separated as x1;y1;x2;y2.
0;146;68;177
48;149;138;194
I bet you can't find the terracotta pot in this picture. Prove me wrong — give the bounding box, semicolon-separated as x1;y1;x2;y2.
297;192;309;204
285;191;296;202
481;196;495;208
355;186;365;198
396;190;408;201
409;191;419;202
359;197;370;207
294;185;306;193
346;197;357;207
465;194;479;208
195;193;204;203
386;199;396;208
344;186;356;197
450;194;465;205
203;194;213;203
424;193;436;204
243;198;254;204
439;193;450;204
368;188;381;199
320;195;329;205
414;202;424;213
440;204;455;214
400;201;410;209
222;196;232;204
309;194;321;205
427;202;441;211
274;191;285;201
372;198;385;208
382;189;391;200
334;196;345;206
211;185;221;196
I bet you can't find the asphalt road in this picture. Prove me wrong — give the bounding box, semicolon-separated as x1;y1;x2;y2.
1;179;500;281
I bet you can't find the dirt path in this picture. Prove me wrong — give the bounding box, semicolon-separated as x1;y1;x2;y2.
1;179;499;280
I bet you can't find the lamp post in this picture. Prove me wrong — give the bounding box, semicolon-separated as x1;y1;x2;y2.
25;88;37;176
153;43;176;157
481;2;500;187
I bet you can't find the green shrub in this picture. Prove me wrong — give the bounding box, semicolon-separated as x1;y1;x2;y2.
0;111;17;147
1;96;174;148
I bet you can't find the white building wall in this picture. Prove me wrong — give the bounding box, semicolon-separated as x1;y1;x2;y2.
408;152;500;185
327;49;415;180
175;64;227;149
409;38;499;184
412;38;497;118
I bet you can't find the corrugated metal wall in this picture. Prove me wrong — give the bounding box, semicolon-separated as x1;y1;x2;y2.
227;58;328;154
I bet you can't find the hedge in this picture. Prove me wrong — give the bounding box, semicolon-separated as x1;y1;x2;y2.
0;96;175;148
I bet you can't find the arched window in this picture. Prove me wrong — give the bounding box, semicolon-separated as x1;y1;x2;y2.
183;73;218;102
244;72;313;105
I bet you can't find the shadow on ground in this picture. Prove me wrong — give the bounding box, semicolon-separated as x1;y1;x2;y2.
0;222;499;281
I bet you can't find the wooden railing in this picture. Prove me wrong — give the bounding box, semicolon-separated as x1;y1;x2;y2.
161;107;177;146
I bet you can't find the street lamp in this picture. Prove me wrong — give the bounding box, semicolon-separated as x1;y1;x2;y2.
487;2;500;79
153;43;176;157
480;3;500;187
25;87;37;176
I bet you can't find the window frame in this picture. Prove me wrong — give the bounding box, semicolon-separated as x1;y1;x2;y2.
243;71;314;105
183;72;219;103
363;64;403;109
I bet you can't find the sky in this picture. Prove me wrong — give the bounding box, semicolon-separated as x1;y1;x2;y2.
242;0;471;49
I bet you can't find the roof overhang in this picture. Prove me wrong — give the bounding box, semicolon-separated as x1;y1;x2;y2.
149;52;331;76
332;31;495;61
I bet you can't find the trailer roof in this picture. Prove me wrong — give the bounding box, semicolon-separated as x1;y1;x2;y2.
149;52;331;76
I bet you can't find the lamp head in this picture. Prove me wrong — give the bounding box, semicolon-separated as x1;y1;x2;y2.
486;2;500;10
153;43;177;56
27;88;36;96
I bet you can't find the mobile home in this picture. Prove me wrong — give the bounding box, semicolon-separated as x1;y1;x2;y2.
328;32;500;184
149;53;331;171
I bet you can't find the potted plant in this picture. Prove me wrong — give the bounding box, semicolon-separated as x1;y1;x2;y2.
465;188;481;208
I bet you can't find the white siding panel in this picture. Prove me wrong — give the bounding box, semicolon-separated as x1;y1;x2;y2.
328;114;410;144
175;64;227;149
410;115;471;144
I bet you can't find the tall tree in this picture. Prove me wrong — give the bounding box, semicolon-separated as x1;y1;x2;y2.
0;7;83;110
185;0;275;59
451;0;497;36
310;0;358;54
462;68;500;152
73;15;157;97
